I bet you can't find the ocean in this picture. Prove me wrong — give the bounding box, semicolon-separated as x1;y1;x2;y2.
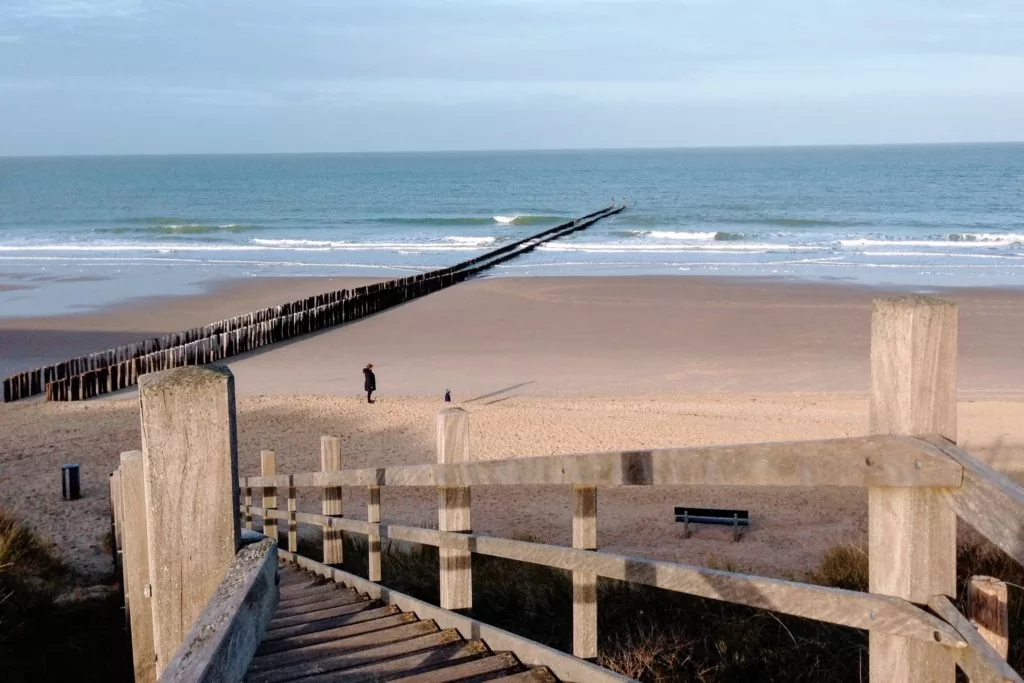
1;144;1022;315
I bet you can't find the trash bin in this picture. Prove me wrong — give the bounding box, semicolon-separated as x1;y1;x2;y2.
62;464;81;500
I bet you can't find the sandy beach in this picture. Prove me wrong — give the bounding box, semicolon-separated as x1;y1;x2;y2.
2;276;1023;582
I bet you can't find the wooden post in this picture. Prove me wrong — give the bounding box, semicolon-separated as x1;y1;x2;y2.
968;576;1009;660
437;407;472;611
261;450;278;542
119;451;157;683
287;475;297;553
572;485;598;660
868;296;957;683
321;435;344;565
368;485;382;582
138;365;241;676
243;484;253;530
109;469;124;576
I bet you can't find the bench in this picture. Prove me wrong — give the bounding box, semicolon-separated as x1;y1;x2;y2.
674;506;750;542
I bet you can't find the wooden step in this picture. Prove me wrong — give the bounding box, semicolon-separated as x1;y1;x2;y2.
247;629;465;683
267;598;376;630
250;621;442;673
261;605;399;642
284;640;491;683
485;669;559;682
256;612;418;656
274;591;365;619
388;651;522;682
277;584;346;608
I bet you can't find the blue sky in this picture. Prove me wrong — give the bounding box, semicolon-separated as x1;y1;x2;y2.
1;0;1023;155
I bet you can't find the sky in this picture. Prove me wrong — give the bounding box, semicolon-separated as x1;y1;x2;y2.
1;0;1023;155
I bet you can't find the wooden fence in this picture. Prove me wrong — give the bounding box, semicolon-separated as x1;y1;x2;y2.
3;203;624;403
235;296;1024;683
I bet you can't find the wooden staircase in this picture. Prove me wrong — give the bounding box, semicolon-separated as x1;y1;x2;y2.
244;565;559;683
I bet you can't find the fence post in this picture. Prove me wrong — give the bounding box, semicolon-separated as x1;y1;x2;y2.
109;469;124;577
437;407;472;611
968;576;1009;660
119;451;157;683
321;435;344;564
139;365;241;676
261;450;278;542
572;485;598;659
868;296;957;683
368;485;382;582
243;483;253;530
287;475;298;553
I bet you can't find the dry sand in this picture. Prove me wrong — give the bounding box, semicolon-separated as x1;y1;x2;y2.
1;276;1023;583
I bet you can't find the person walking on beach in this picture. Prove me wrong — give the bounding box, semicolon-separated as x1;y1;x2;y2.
363;363;376;404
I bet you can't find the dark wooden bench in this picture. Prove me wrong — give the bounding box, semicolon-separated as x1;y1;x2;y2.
674;506;750;542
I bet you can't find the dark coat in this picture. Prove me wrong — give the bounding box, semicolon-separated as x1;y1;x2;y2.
363;368;376;392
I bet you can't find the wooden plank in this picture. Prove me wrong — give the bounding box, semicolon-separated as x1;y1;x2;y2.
109;469;123;575
287;476;297;553
273;591;368;620
968;576;1010;660
254;612;417;656
868;296;958;683
119;451;156;683
928;596;1022;683
160;538;279;683
250;621;440;672
261;450;278;543
139;365;242;676
321;435;344;565
368;485;382;582
280;552;633;683
276;585;346;609
250;434;961;490
488;670;559;683
280;640;490;683
247;630;463;683
267;599;376;631
437;408;472;611
927;437;1024;567
260;605;399;643
389;652;521;682
572;485;597;660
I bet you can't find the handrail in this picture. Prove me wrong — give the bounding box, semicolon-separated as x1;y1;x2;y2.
238;435;963;490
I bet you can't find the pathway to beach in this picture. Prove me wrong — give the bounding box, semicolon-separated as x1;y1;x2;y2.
2;276;1023;581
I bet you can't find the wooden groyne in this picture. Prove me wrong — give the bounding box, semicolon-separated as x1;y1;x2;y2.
2;204;623;403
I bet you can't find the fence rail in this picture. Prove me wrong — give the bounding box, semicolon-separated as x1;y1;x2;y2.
3;203;623;403
233;296;1023;683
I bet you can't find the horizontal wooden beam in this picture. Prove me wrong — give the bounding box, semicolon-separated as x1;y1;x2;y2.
244;507;963;647
159;538;279;683
241;435;962;490
926;437;1024;568
277;551;629;683
928;595;1022;683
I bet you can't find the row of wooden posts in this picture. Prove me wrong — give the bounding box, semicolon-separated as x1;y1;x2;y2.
4;204;624;403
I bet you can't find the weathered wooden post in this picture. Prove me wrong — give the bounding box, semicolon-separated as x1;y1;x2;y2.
139;365;241;676
119;451;157;683
437;407;472;611
572;485;598;659
261;450;278;542
368;485;382;582
287;475;298;553
321;435;344;564
109;470;124;576
869;296;957;682
968;576;1009;660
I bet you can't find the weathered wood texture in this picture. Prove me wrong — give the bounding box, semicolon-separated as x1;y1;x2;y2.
969;576;1010;660
437;408;472;611
277;553;632;683
286;477;297;553
140;366;242;675
120;451;157;683
929;437;1024;568
868;296;958;683
572;485;597;660
241;435;961;490
160;538;278;683
367;485;382;582
260;451;278;543
928;596;1022;683
109;469;123;575
320;436;343;565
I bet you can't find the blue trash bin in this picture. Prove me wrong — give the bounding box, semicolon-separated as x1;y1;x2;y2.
62;464;81;500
